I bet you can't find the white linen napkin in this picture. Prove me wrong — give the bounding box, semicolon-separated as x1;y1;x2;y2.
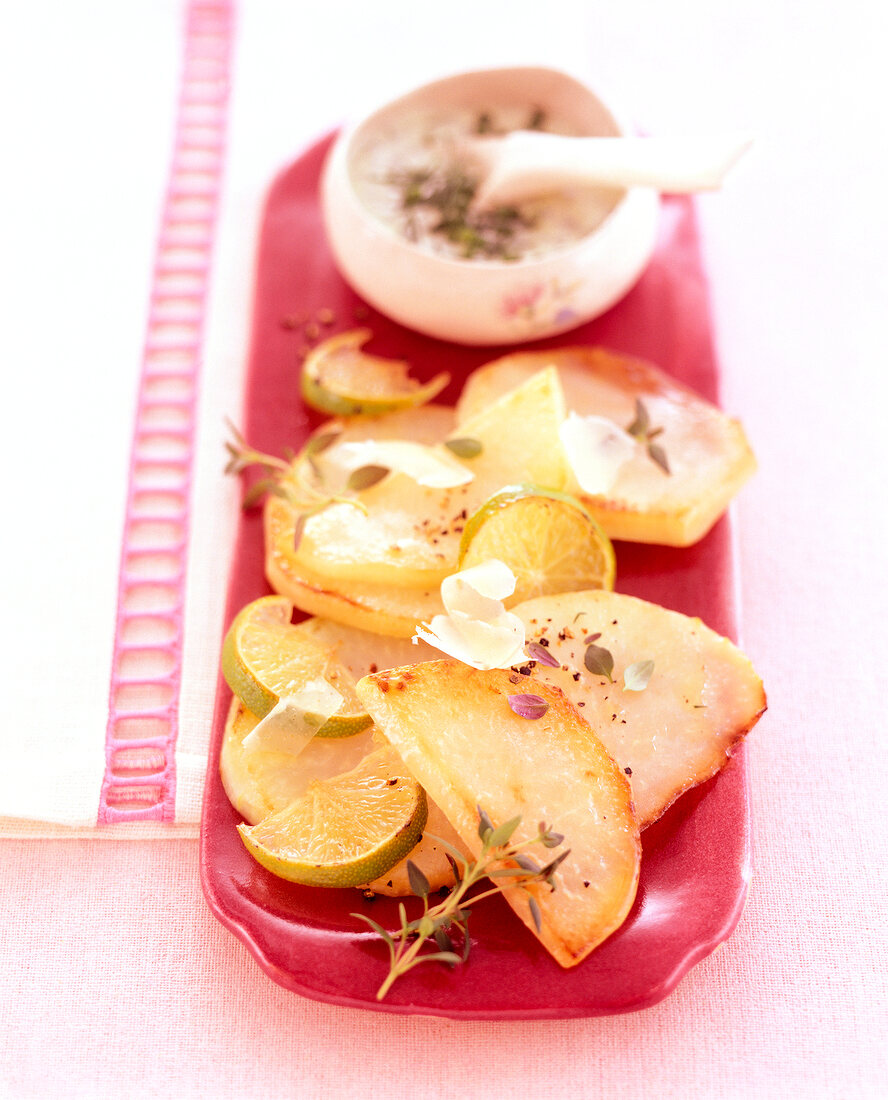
0;0;242;839
0;0;600;839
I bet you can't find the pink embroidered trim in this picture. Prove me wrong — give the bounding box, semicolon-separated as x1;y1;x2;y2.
99;0;235;823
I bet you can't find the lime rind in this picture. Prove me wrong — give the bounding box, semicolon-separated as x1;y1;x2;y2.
458;483;616;601
221;595;373;737
301;329;450;416
458;483;595;560
221;596;293;719
301;371;450;418
313;712;374;739
236;749;429;888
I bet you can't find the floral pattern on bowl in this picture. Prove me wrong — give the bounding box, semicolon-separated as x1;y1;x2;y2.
322;67;660;345
501;276;583;334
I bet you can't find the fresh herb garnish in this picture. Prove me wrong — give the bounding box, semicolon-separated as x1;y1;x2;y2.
224;420;367;549
303;428;344;478
303;428;343;457
623;659;655;692
390;165;530;260
353;808;568;1000
584;642;615;681
444;436;483;459
626;399;671;474
525;641;560;668
581;634;654;691
346;464;390;491
508;693;550;720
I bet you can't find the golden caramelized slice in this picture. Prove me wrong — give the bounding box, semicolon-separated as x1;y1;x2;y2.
513;590;766;826
290;402;469;590
287;366;571;589
264;493;444;636
456;347;757;546
356;662;641;968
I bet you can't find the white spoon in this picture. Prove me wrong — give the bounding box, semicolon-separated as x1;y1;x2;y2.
465;131;754;208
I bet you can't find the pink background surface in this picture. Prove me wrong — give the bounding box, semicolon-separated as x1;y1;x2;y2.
2;1;886;1096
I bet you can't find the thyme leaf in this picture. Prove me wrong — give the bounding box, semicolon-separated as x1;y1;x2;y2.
346;464;390;491
647;442;670;475
626;399;650;439
623;659;655;692
304;428;343;459
526;641;560;668
584;642;615;682
626;399;671;475
444;436;483;459
406;860;430;899
508;693;550;720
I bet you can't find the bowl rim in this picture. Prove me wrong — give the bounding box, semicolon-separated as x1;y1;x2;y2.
323;64;647;273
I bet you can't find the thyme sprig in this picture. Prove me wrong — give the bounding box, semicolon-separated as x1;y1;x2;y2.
224;420;367;548
626;399;671;474
353;809;568;1001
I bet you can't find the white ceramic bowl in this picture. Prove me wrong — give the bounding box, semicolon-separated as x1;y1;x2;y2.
321;67;660;347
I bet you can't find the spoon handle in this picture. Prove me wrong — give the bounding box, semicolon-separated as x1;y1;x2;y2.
470;132;754;206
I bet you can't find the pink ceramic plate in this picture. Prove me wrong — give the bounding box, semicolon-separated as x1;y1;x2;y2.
199;134;752;1018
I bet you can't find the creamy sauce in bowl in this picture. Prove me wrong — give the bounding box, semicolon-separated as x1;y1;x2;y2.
350;106;622;263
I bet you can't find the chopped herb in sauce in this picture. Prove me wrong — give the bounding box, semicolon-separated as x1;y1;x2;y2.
354;105;612;262
391;164;531;260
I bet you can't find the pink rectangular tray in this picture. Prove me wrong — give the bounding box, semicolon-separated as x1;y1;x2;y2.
199;133;751;1018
